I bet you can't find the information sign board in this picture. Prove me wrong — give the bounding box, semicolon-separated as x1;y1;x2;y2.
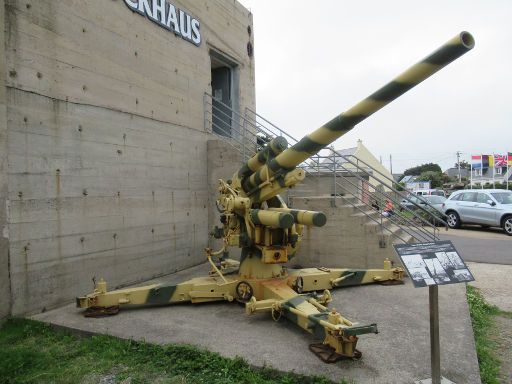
394;240;474;288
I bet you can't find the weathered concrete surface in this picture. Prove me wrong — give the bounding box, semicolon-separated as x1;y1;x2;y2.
290;196;404;269
288;173;363;198
33;263;481;384
7;92;210;315
0;0;12;320
3;0;255;315
467;262;512;312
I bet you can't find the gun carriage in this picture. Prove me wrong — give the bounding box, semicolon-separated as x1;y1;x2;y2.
77;32;474;362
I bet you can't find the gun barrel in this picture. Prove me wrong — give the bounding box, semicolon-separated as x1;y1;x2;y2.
250;209;295;229
237;136;288;180
243;31;475;194
268;208;327;227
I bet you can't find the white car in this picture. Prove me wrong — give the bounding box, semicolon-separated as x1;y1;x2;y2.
442;189;512;235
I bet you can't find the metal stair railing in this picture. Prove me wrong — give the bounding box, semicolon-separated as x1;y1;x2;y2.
311;153;441;242
204;93;272;161
337;153;448;235
209;100;444;243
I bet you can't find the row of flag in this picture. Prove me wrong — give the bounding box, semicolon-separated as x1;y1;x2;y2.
471;153;512;169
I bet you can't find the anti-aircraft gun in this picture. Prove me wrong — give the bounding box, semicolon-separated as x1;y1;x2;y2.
77;32;475;362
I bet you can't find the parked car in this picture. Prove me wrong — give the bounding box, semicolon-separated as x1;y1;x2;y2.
414;189;446;197
400;194;446;213
442;189;512;235
399;195;447;226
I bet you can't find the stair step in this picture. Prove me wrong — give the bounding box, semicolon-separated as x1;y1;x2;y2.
392;233;415;244
352;211;383;223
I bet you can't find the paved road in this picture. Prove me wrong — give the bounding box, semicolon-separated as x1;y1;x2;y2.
438;225;511;265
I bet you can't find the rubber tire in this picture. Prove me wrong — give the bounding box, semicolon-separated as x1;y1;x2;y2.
446;211;461;229
502;216;512;236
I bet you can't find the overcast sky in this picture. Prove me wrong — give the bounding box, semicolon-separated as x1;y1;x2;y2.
237;0;511;173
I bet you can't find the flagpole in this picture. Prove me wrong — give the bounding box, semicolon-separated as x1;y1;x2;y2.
481;155;483;189
470;156;473;188
508;153;510;190
492;153;495;189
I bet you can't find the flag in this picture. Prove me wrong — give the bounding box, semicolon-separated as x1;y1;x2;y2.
508;152;512;166
494;154;506;167
471;155;482;169
482;155;491;168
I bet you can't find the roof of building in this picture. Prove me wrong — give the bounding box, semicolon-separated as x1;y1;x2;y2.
319;147;357;166
392;173;403;182
444;167;470;178
399;175;417;183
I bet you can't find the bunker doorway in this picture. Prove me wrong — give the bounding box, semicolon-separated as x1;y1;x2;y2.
210;51;239;138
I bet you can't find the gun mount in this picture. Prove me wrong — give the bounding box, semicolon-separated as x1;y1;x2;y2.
77;32;475;363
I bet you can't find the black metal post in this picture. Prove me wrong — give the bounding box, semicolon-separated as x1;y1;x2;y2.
429;285;441;384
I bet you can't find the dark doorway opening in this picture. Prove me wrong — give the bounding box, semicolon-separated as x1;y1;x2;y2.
211;65;232;137
210;51;238;138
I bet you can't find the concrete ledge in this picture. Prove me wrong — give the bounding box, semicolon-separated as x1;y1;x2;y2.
32;263;481;384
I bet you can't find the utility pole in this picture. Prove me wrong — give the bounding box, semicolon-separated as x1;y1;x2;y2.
456;151;462;182
389;154;393;174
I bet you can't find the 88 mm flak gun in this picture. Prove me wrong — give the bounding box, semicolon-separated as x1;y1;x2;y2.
77;32;474;362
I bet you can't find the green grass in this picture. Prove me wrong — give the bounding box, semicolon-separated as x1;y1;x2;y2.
466;285;501;384
0;318;350;384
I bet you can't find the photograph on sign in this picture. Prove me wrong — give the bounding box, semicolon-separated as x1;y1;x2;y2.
393;241;474;288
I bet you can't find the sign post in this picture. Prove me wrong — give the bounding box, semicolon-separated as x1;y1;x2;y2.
394;241;474;384
429;285;440;384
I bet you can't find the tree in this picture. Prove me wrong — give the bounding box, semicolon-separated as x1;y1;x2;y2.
454;160;470;169
404;163;442;176
418;171;443;188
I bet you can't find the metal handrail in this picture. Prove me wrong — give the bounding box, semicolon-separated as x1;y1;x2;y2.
311;156;434;243
311;152;443;241
339;153;447;228
332;154;448;234
327;161;435;242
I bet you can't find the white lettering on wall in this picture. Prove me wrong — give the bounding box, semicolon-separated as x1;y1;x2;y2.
191;19;200;45
166;4;180;35
179;10;192;40
123;0;202;46
151;0;167;24
124;0;138;10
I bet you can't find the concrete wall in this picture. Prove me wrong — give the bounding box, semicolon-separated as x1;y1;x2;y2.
3;0;254;315
288;173;363;199
289;196;402;269
0;0;12;321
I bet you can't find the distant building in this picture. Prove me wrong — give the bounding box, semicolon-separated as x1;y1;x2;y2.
470;167;512;186
444;167;470;180
470;154;512;186
392;174;404;182
405;179;431;193
317;140;394;190
299;140;394;199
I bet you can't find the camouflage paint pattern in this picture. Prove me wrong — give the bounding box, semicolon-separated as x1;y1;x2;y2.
237;136;288;180
242;32;475;200
268;208;327;227
77;32;474;361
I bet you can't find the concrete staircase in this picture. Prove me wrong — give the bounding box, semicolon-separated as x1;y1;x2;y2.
288;196;414;269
